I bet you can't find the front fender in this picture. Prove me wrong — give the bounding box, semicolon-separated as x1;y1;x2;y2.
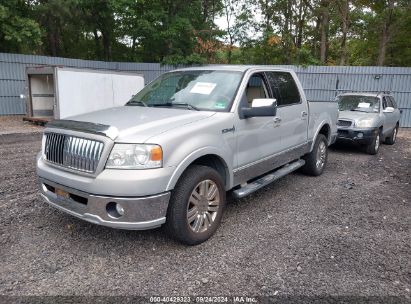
146;112;236;192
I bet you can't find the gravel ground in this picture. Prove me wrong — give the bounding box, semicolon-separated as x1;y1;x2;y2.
0;129;410;302
0;116;44;135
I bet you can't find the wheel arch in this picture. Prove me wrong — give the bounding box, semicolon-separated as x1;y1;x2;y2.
379;125;384;137
311;122;331;152
166;149;232;191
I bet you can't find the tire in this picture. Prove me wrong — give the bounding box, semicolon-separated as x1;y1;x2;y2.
165;165;226;245
384;124;398;145
365;132;380;155
301;134;328;176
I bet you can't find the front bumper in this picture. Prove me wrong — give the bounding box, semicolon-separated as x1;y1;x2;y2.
39;177;170;230
336;127;378;145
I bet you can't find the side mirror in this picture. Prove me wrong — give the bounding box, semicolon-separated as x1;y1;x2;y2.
251;98;275;108
241;98;277;119
383;107;395;113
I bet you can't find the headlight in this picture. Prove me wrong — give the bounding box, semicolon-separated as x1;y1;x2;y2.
106;144;162;169
356;119;374;128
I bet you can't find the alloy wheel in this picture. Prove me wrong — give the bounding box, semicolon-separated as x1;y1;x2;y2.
316;141;327;169
187;179;220;233
375;134;380;151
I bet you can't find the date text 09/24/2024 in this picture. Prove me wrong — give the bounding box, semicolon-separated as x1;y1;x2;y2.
149;296;258;303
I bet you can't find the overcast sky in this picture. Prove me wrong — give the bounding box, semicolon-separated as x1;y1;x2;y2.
214;9;263;45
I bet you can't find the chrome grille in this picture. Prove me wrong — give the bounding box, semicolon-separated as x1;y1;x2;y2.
337;119;352;127
44;133;104;173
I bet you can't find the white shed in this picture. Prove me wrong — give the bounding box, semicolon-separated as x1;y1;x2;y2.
25;66;144;121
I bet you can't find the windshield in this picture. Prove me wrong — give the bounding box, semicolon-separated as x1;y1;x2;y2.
337;95;380;113
127;70;243;111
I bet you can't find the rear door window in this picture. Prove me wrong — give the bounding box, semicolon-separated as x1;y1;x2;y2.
385;96;393;108
382;97;388;109
388;96;397;108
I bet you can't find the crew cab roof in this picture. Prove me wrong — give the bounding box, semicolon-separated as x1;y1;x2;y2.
173;65;294;73
338;92;392;98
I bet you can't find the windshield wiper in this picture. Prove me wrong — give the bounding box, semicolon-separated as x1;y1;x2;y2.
127;100;148;107
350;109;368;112
173;103;201;111
151;102;200;111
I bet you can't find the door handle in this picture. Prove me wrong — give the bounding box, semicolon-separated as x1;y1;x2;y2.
273;117;282;123
301;111;308;120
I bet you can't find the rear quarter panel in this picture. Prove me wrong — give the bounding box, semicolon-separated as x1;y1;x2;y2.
308;101;338;150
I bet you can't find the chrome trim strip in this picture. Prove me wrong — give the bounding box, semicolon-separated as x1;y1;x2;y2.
233;142;311;185
46;120;119;140
234;142;309;173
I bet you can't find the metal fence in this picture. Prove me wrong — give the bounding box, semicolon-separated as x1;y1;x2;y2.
1;52;410;127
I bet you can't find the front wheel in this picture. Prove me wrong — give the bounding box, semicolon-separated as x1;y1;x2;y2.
384;125;398;145
301;134;328;176
365;133;380;155
166;165;226;245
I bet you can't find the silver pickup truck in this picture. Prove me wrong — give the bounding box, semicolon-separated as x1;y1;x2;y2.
336;92;401;154
37;66;338;245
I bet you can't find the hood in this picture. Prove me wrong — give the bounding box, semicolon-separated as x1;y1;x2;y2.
338;110;378;121
64;106;216;142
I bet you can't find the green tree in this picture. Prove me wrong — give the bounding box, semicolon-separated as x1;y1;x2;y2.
0;0;42;53
0;0;410;67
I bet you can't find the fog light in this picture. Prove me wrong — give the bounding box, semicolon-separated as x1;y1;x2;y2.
357;132;364;138
106;202;125;218
115;203;125;216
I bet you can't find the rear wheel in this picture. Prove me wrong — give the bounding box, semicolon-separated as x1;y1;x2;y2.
301;134;328;176
166;165;226;245
384;124;398;145
365;132;380;155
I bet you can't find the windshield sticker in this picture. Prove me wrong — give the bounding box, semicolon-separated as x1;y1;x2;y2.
358;102;371;108
214;102;226;109
190;82;217;95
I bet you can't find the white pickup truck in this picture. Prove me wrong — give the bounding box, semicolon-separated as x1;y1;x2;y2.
37;66;338;245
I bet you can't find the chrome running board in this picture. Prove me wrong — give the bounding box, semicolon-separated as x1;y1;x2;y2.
233;159;305;199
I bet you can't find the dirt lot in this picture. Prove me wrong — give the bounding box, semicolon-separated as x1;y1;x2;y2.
0;129;410;302
0;116;44;135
